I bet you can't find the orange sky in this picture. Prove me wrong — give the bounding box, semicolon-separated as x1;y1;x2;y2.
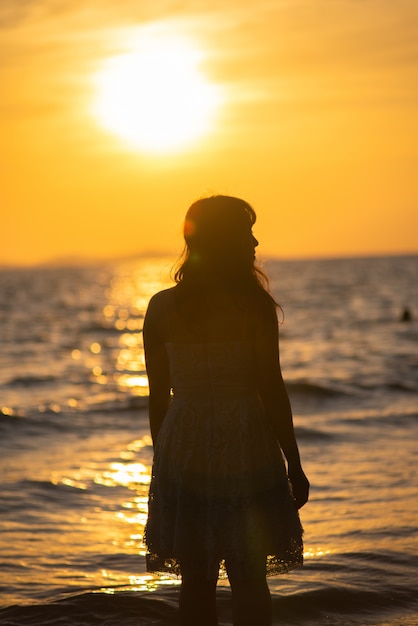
1;0;417;266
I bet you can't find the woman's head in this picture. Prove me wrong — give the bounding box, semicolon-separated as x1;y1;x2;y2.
174;195;276;306
177;196;258;278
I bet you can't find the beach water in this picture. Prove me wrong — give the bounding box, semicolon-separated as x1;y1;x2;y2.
1;255;417;626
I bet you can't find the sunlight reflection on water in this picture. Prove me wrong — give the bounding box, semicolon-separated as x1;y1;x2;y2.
103;258;174;396
1;256;417;611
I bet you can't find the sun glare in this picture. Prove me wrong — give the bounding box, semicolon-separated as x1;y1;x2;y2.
92;31;222;154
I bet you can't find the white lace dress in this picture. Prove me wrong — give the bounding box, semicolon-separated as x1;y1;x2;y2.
144;340;303;579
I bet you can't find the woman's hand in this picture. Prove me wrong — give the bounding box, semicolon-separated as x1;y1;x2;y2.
288;465;310;509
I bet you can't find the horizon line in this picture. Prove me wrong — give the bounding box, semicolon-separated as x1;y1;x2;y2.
0;249;417;270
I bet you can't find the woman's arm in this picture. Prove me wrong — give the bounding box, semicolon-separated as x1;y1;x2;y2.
255;301;310;509
143;293;171;446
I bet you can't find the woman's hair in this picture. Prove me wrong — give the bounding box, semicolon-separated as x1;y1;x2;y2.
173;195;278;308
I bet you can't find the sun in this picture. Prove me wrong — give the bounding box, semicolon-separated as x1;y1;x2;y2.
92;32;222;154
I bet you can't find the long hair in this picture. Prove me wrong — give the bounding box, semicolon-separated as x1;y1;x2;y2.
173;195;278;309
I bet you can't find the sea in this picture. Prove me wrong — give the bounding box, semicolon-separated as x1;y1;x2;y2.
0;254;417;626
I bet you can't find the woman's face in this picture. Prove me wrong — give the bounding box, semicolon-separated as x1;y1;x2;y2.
233;227;259;263
251;233;259;256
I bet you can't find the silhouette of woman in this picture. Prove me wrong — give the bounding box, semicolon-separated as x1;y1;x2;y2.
143;195;309;626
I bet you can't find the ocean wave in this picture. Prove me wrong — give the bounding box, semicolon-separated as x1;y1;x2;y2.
0;589;179;626
387;381;418;393
338;410;418;429
0;479;91;515
0;411;27;427
294;426;332;440
286;381;351;398
0;578;417;626
0;411;82;438
4;374;59;387
0;396;149;439
87;396;148;414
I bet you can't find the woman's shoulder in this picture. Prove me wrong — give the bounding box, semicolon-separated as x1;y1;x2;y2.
145;287;176;324
147;286;176;308
144;288;177;338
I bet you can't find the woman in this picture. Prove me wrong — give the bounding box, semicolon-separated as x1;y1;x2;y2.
143;195;309;626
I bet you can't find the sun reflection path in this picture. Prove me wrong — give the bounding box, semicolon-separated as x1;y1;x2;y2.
85;438;154;567
99;574;181;595
96;462;151;489
304;547;332;559
71;259;174;403
63;260;179;591
104;258;174;397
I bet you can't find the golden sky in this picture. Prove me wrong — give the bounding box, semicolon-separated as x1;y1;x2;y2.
1;0;417;266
